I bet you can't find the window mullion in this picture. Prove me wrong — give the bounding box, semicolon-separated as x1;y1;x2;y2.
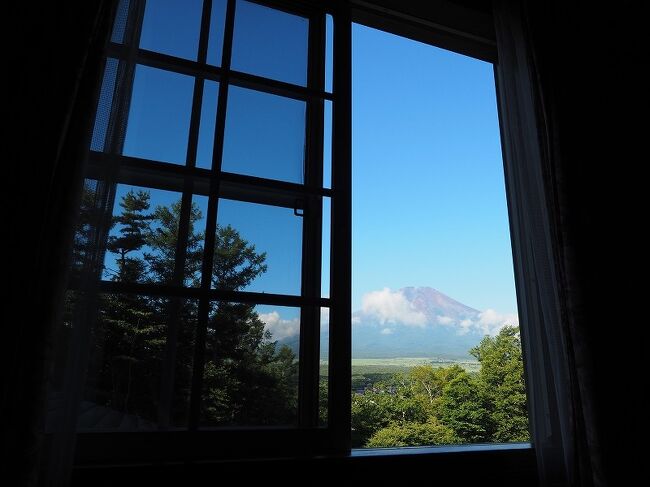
298;11;326;428
329;5;352;453
158;0;214;430
188;0;238;430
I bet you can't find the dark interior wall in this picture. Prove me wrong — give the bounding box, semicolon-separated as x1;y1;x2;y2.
5;1;643;485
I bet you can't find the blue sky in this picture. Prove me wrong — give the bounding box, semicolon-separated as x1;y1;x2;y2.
101;2;517;330
352;24;517;314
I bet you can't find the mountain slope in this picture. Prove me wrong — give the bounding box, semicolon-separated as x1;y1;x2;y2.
277;287;516;360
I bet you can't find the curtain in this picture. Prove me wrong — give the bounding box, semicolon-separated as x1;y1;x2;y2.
492;1;614;485
4;2;115;486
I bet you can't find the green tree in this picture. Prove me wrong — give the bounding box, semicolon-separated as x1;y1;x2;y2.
439;371;493;443
143;198;206;424
106;190;151;282
408;364;464;417
366;418;456;448
470;325;529;442
202;301;298;425
94;292;163;416
351;375;429;447
71;180;106;277
348;329;528;448
201;224;296;426
89;190;162;416
145;199;205;285
213;224;267;290
87;191;298;427
318;378;328;425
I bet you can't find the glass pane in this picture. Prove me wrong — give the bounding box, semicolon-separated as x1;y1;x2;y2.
351;24;528;448
322;197;330;298
325;14;333;92
231;0;308;86
70;179;111;279
90;58;119;152
222;86;306;183
123;65;194;164
75;295;197;430
207;0;228;66
323;100;332;189
103;184;205;286
170;300;198;427
187;194;209;287
139;0;203;60
319;307;329;426
196;80;220;169
200;302;299;427
212;199;302;295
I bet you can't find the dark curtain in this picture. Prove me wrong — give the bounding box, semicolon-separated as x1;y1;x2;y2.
495;1;643;486
5;2;114;485
525;1;643;485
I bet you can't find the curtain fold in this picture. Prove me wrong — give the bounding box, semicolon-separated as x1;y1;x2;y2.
493;1;603;486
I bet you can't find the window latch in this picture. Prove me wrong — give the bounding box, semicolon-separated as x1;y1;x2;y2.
294;199;305;217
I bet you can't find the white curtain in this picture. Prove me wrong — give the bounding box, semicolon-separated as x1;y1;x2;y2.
492;1;584;485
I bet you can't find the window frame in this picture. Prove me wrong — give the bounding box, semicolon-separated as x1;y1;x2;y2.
67;0;338;461
63;0;537;466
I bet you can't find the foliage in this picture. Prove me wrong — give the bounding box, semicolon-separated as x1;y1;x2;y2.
366;418;456;448
319;379;328;425
351;374;430;446
82;189;298;426
439;371;493;442
350;326;529;448
470;326;529;442
202;301;298;425
106;189;152;283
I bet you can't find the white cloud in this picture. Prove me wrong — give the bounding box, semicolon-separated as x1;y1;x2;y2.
437;315;454;326
477;309;518;335
380;327;394;335
258;311;300;340
361;288;427;327
455;310;519;336
458;319;474;335
320;308;330;327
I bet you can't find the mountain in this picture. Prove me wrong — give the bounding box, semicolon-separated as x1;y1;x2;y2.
277;287;516;360
348;287;483;360
400;287;479;322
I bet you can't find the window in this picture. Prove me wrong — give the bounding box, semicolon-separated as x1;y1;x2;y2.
49;0;532;463
350;24;529;448
50;0;335;458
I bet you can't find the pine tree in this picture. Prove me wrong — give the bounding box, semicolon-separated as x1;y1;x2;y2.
89;191;298;426
202;226;296;426
106;189;152;283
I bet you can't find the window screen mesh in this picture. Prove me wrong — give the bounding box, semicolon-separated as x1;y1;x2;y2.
90;58;119;152
110;0;131;44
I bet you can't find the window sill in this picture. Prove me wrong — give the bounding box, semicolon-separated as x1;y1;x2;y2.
71;441;536;485
351;441;532;457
